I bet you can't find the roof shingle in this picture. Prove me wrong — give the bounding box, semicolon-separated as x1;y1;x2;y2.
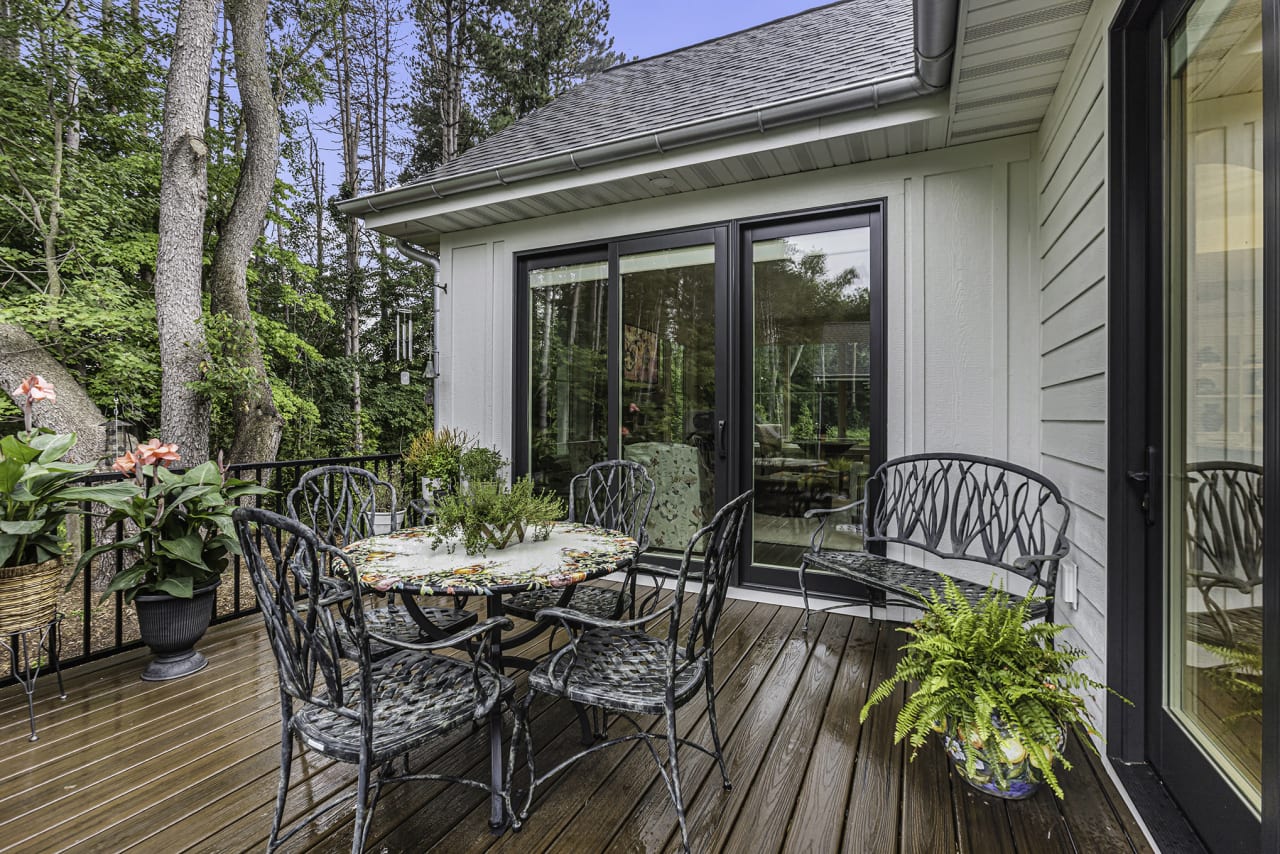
416;0;914;183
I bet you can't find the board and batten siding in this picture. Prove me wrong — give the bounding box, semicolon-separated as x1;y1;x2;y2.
1035;0;1120;730
436;134;1042;607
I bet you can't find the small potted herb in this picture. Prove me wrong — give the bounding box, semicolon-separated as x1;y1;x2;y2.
860;578;1125;799
431;477;564;556
403;427;473;503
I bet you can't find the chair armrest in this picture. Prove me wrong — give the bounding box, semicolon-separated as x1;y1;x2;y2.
535;602;674;632
367;615;512;653
1012;552;1068;570
802;498;865;554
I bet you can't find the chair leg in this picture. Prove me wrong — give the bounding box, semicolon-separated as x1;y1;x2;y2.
798;558;813;634
665;704;691;853
573;702;594;746
351;760;375;854
704;675;731;791
508;690;537;826
268;721;293;852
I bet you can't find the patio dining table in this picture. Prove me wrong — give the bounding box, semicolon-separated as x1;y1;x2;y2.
343;521;638;829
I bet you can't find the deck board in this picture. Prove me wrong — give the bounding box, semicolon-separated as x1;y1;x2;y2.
0;589;1153;854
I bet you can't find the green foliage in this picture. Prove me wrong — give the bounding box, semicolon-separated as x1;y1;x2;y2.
0;429;98;567
1203;642;1263;721
860;578;1126;799
404;426;475;490
791;403;816;441
66;457;272;601
460;445;506;484
430;476;565;556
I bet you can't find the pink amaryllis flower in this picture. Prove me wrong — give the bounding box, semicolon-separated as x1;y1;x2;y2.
136;439;181;467
111;450;138;475
13;375;56;404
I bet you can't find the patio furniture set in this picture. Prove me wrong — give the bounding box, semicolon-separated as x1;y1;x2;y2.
230;451;1076;852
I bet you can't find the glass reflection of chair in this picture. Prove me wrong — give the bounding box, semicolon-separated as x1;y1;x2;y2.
233;508;513;854
504;460;655;624
1184;461;1264;651
509;490;753;853
287;465;476;656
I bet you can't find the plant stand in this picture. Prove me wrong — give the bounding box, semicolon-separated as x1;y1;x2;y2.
2;616;66;741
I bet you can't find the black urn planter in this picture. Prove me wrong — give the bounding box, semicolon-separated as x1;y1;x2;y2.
134;581;220;681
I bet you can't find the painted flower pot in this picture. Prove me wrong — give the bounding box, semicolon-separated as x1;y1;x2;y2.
479;520;526;551
940;716;1065;800
134;581;220;681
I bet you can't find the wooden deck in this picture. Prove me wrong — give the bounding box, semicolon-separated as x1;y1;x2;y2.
0;588;1153;853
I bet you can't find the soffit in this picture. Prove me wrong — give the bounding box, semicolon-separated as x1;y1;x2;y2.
946;0;1095;144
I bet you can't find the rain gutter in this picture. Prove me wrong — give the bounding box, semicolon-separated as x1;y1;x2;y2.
339;0;960;218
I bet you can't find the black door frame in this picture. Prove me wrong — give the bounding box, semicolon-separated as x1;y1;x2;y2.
736;202;887;594
1108;0;1280;849
512;201;887;591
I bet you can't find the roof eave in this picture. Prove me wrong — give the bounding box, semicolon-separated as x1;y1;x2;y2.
340;0;960;219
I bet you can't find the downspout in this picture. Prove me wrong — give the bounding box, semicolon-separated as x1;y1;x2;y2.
915;0;960;89
395;239;443;427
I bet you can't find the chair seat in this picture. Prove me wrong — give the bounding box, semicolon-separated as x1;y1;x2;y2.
343;601;477;659
528;627;705;716
504;584;627;622
804;550;1049;619
293;650;513;763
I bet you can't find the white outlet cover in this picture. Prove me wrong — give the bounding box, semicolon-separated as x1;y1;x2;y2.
1061;560;1079;608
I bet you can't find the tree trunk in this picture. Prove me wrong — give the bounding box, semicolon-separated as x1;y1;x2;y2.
154;0;216;463
337;9;363;453
208;0;283;464
0;324;105;464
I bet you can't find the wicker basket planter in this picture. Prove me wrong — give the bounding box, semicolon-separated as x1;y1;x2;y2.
134;581;220;682
0;559;62;635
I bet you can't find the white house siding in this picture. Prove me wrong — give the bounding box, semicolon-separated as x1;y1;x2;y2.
1035;0;1121;728
436;134;1042;596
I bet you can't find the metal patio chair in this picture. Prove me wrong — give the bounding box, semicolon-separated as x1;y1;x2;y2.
1185;461;1264;650
509;490;753;853
287;465;476;654
233;508;514;854
503;459;656;624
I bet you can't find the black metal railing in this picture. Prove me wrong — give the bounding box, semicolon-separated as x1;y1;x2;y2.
2;453;410;685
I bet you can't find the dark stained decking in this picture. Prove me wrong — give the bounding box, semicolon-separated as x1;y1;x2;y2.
0;589;1152;853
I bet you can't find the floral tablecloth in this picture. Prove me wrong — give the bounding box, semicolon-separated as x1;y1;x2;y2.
344;522;637;596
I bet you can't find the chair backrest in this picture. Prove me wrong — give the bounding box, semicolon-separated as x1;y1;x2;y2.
862;453;1070;595
1185;461;1263;594
233;507;372;719
669;490;753;667
569;460;656;546
286;465;397;546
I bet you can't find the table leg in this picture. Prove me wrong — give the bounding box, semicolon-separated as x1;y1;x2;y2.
485;593;507;832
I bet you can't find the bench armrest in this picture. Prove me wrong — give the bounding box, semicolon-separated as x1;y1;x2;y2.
803;498;865;554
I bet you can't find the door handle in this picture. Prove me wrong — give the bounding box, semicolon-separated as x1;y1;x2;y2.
1126;446;1158;527
717;420;728;460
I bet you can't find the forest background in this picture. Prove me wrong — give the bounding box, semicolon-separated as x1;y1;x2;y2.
0;0;623;465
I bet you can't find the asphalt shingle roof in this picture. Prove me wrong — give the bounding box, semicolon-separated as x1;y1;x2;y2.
416;0;915;183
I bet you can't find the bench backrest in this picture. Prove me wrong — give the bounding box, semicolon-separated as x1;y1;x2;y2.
862;453;1070;595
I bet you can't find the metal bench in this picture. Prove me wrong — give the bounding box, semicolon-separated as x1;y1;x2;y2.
799;453;1070;630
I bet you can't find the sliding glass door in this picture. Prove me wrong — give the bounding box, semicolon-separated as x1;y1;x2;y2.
517;206;882;588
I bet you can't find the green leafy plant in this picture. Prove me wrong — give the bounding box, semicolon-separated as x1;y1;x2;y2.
460;445;506;485
860;578;1124;798
430;477;565;556
403;426;474;492
68;441;272;601
1203;642;1262;722
1;376;132;569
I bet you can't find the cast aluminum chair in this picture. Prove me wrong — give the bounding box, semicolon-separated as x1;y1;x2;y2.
509;490;753;853
287;465;476;653
1185;461;1264;650
234;508;514;854
503;460;656;623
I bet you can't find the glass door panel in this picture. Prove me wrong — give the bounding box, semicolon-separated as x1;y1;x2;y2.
1165;0;1264;806
619;244;718;555
528;260;609;503
750;226;873;570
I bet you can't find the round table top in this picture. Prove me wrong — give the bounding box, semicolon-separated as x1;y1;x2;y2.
344;521;638;596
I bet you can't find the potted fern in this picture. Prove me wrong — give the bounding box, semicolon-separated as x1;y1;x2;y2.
860;579;1121;799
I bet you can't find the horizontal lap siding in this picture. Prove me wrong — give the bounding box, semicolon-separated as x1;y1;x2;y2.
1036;1;1119;732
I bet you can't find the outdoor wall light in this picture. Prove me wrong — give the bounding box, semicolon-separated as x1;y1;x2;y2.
423;348;439;380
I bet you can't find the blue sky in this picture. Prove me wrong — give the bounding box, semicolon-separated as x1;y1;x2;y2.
610;1;821;59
